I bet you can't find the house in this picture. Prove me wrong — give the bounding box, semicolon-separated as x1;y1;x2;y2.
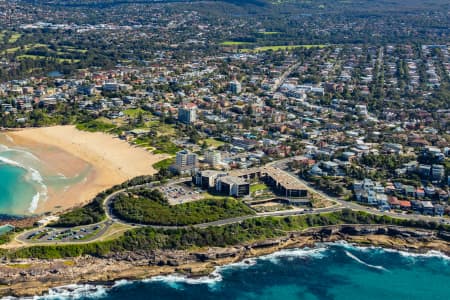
393;182;403;192
424;186;436;197
421;201;434;215
434;205;445;217
418;164;431;178
403;185;415;197
410;200;422;212
399;200;411;210
431;165;445;181
438;190;449;201
415;188;425;198
388;196;401;209
322;161;339;175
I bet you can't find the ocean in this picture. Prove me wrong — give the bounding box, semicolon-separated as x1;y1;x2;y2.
27;242;450;300
0;141;89;216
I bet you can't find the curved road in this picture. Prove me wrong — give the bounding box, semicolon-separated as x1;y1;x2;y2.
13;162;449;246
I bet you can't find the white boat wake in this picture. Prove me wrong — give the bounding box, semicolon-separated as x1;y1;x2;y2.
345;250;388;271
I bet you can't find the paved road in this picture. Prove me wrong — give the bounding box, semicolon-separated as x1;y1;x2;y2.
13;161;449;246
270;62;302;93
16;220;113;245
270;157;449;224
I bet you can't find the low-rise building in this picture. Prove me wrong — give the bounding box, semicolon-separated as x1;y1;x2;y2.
216;176;250;197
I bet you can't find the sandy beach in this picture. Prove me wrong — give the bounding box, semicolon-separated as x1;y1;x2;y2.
4;126;168;214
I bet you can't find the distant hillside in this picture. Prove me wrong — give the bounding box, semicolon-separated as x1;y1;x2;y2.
21;0;268;8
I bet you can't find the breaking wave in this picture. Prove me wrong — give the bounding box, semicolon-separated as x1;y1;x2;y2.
382;248;450;261
1;284;108;300
0;149;48;213
327;240;450;261
257;246;328;265
3;242;449;299
143;268;223;290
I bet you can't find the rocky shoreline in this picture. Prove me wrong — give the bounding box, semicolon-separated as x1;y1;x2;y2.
1;224;449;298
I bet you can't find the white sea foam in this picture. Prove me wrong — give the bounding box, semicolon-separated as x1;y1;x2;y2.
1;284;108;300
327;240;450;261
112;279;132;288
28;192;40;213
0;155;23;168
0;153;48;213
382;248;450;261
220;258;258;270
27;167;48;213
0;144;41;162
2;243;448;299
345;250;388;271
256;246;328;265
144;268;223;288
57;172;68;179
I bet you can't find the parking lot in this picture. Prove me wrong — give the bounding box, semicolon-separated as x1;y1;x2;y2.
158;183;203;205
24;223;105;243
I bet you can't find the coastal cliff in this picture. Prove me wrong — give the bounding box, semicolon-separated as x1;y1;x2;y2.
0;224;449;297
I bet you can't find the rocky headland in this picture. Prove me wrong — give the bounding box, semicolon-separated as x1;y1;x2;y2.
1;224;449;298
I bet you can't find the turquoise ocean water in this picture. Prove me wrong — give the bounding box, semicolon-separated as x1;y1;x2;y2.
31;242;450;300
0;141;90;216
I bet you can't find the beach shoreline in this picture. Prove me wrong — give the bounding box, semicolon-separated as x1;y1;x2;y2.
1;126;168;214
0;224;449;298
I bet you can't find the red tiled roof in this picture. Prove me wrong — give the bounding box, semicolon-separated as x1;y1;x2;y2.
399;200;411;208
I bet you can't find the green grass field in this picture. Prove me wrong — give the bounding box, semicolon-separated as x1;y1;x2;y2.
8;33;22;43
16;55;80;63
250;183;269;193
153;157;175;170
4;43;85;64
76;120;117;133
220;41;253;46
202;138;225;148
242;44;328;52
123;108;147;118
258;31;282;35
4;43;47;54
60;46;88;53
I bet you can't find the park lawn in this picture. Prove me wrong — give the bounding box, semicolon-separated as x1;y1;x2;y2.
242;44;328;52
258;31;282;35
5;43;49;54
16;54;80;63
149;122;176;136
8;33;21;43
152;142;179;155
250;183;269;193
76;119;117;133
59;46;88;53
202;138;225;148
123;108;148;118
134;135;180;155
153;157;175;170
220;41;253;46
